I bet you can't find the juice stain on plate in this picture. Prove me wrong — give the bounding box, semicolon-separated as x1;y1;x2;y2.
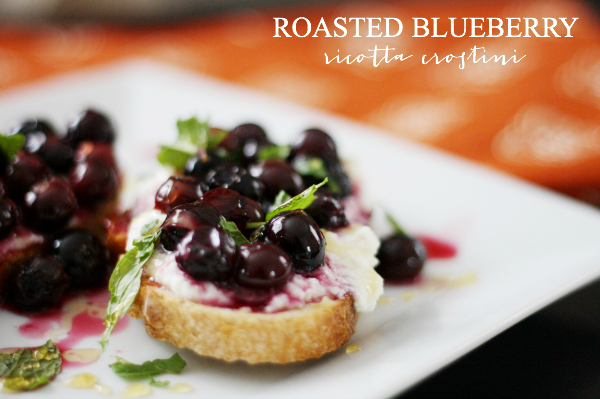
169;383;194;393
417;235;457;259
16;290;129;367
120;383;152;398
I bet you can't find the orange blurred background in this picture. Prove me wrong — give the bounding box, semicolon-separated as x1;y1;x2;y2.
1;0;599;204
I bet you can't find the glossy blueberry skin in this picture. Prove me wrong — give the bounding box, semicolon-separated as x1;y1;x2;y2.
5;152;51;201
155;176;203;213
52;229;109;290
200;188;264;233
184;153;226;181
175;226;238;283
305;193;348;231
9;256;70;312
70;161;118;208
201;163;244;191
218;123;270;164
10;118;56;137
65;109;115;146
227;174;265;203
160;202;223;251
74;142;116;168
262;210;325;273
287;128;352;198
288;128;338;166
0;198;18;238
235;242;292;289
250;160;304;202
376;234;427;281
23;177;78;233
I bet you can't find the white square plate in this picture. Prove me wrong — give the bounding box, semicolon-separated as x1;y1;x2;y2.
2;60;600;399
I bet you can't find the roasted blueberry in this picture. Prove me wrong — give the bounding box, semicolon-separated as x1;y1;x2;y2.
305;194;348;230
5;152;51;200
9;256;70;312
52;229;109;290
376;234;427;281
249;160;303;202
262;210;325;273
227;174;265;203
155;176;203;213
218;123;270;164
70;161;118;208
65;109;115;146
288;128;338;165
0;198;18;238
160;203;223;251
184;152;225;181
288;128;352;197
175;226;238;282
74;142;116;168
23;177;78;233
10;118;55;137
200;188;264;232
235;242;291;289
202;163;244;191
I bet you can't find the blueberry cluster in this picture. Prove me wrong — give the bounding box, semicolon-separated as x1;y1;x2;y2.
2;110;119;312
154;124;352;304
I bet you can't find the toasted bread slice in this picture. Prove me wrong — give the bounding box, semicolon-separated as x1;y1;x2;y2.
130;276;358;364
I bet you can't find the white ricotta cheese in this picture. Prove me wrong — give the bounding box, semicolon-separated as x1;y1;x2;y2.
128;211;383;313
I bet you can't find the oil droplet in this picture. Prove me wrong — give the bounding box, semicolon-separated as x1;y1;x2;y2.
402;291;418;301
346;343;361;354
169;383;194;393
94;384;113;396
377;296;392;305
120;383;152;398
450;271;478;287
63;373;98;389
62;348;101;364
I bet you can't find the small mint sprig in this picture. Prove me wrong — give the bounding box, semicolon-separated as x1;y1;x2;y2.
0;133;25;161
245;179;328;233
157;117;227;170
100;220;161;350
258;144;290;161
109;353;186;381
220;220;249;245
0;340;61;392
386;212;406;236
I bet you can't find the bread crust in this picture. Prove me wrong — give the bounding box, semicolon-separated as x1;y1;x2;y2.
130;276;358;364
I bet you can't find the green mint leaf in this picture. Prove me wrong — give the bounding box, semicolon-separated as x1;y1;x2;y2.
0;133;25;161
273;190;292;208
109;353;186;381
177;117;210;148
0;340;61;392
385;212;406;236
258;144;290;161
292;156;328;180
246;221;266;229
149;377;170;388
266;178;328;222
220;220;249;245
157;144;196;170
100;227;161;350
206;128;228;151
140;219;160;236
248;224;265;242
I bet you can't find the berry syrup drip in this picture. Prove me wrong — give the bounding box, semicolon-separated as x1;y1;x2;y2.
417;235;457;259
15;290;129;367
